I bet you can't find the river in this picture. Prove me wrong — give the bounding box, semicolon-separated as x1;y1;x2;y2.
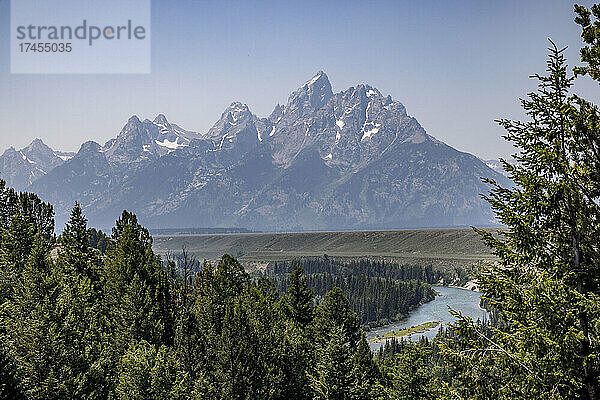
367;285;487;351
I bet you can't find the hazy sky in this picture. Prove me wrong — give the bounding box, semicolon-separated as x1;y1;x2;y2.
1;0;599;160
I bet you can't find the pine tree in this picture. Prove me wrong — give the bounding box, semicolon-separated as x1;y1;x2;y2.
444;41;600;399
575;4;600;80
103;211;173;348
0;335;24;400
0;214;36;274
0;182;55;247
350;332;385;400
385;340;450;400
284;264;314;327
116;340;185;400
58;203;101;280
275;265;315;400
313;287;360;349
309;326;353;400
188;255;287;399
2;229;107;399
2;235;63;399
102;211;174;392
87;228;111;254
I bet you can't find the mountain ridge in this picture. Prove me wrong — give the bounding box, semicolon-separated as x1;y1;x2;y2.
0;139;75;191
2;71;509;231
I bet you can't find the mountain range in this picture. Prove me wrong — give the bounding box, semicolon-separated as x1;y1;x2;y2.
0;71;509;231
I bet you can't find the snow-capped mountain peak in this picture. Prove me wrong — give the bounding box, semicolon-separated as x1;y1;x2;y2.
0;139;74;190
204;102;263;153
285;71;333;119
4;72;510;232
101;114;201;163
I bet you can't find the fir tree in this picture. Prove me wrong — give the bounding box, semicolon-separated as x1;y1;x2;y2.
575;3;600;80
444;41;600;399
58;203;101;281
309;326;353;400
350;332;385;400
314;287;360;349
102;211;174;392
284;264;314;327
0;333;24;400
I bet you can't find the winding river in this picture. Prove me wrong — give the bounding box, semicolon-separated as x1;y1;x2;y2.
367;285;487;351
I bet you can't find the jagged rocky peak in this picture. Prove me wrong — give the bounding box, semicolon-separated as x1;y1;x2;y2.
21;138;64;169
0;147;34;191
106;115;147;144
120;115;148;135
357;84;382;98
1;146;18;157
269;104;284;122
206;102;255;138
24;137;47;150
126;114;142;126
153;113;168;125
339;84;380;106
223;102;253;123
101;113;200;163
22;138;54;155
203;102;262;154
285;71;333;117
0;139;75;191
106;115;157;146
78;140;102;154
151;114;201;145
339;83;391;103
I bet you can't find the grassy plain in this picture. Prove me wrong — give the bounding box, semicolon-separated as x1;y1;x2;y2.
152;228;498;270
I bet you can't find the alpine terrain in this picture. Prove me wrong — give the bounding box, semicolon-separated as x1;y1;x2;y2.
3;72;509;230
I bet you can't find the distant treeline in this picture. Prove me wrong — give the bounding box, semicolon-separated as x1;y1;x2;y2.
265;258;453;329
267;257;471;286
271;272;435;329
149;227;257;235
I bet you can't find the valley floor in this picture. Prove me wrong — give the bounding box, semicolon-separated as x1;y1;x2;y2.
152;228;498;270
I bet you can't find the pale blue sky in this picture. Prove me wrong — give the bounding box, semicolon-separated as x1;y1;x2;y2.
0;0;599;159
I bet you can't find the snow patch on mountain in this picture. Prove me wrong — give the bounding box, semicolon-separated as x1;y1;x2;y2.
155;138;183;150
361;126;380;141
56;153;74;161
